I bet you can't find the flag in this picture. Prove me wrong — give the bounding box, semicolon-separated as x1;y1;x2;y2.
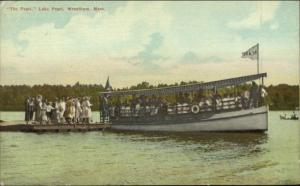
242;43;259;60
105;76;112;91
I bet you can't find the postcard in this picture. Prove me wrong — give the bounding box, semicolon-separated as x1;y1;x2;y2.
0;1;299;185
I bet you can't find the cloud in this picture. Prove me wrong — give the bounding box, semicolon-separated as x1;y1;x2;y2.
127;32;165;66
16;2;172;58
1;2;173;85
180;51;223;64
180;51;199;64
137;32;164;62
199;56;222;63
125;32;167;72
227;2;280;29
1;1;298;86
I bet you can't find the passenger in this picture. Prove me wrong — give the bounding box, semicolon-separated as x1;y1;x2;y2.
55;98;60;123
114;97;121;118
87;97;93;123
194;90;204;103
52;98;59;124
159;98;168;116
64;97;70;124
25;97;31;124
144;97;151;115
74;98;82;123
291;111;297;119
71;98;76;123
46;101;54;124
212;91;221;111
183;92;191;104
199;97;205;108
204;96;212;111
29;97;35;122
130;96;137;116
149;95;157;116
235;93;242;109
57;98;66;124
33;96;38;123
140;95;147;115
249;81;259;108
176;92;185;104
35;95;43;123
242;90;250;109
100;95;109;122
205;97;211;106
40;101;48;125
120;100;125;117
64;97;75;124
82;96;92;124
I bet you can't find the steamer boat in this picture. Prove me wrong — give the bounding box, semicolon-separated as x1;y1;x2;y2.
99;73;268;132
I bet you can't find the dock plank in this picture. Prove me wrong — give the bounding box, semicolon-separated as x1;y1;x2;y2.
0;121;111;132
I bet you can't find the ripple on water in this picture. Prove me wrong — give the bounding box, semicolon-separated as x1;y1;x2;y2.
0;111;299;184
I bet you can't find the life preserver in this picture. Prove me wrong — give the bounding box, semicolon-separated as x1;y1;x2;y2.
191;105;200;114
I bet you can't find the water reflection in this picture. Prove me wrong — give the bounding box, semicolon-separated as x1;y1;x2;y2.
107;130;269;163
108;130;268;146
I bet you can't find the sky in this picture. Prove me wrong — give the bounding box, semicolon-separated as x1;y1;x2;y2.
0;1;299;88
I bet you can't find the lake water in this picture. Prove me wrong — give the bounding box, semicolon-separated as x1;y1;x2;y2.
0;111;299;185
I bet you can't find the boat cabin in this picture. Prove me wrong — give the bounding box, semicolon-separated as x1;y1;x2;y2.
99;73;267;124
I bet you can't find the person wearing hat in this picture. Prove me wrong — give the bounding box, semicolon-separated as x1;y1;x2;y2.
64;97;75;124
87;97;93;123
57;97;66;124
81;96;93;124
51;98;59;124
25;96;31;124
29;97;35;122
34;95;43;123
40;100;48;125
46;101;54;124
74;97;82;123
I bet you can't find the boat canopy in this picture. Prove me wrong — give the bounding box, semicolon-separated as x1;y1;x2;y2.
99;73;267;97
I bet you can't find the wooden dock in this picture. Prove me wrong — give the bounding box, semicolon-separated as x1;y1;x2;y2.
0;121;111;132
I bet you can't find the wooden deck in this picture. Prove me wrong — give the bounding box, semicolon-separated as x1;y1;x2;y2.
0;121;111;132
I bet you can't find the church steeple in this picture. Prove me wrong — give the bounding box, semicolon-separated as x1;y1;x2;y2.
105;76;112;91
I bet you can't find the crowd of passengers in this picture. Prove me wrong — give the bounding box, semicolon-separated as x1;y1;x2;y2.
25;95;93;125
103;82;264;118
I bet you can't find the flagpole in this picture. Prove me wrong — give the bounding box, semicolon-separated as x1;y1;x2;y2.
257;43;259;74
257;43;264;86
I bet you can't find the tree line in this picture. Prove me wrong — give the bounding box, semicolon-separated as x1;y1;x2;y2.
0;81;298;111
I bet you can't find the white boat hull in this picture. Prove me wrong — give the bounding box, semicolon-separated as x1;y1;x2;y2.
111;106;268;132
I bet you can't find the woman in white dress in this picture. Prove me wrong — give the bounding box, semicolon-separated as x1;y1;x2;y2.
57;98;66;124
65;97;75;124
40;101;48;125
87;97;92;122
74;98;82;123
81;97;92;124
35;95;43;123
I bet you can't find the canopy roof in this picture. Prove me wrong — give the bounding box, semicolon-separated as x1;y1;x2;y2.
99;73;267;97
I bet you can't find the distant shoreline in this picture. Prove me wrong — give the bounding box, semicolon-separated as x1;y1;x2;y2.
0;84;298;111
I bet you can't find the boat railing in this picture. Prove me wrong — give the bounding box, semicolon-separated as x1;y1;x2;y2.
109;96;249;118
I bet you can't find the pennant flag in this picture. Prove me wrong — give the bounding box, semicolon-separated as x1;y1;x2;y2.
105;76;112;91
242;43;259;60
